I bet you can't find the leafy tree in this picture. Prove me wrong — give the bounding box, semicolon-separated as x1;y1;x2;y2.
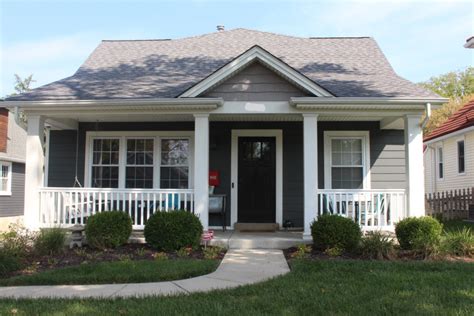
419;67;473;99
420;67;474;135
11;74;35;95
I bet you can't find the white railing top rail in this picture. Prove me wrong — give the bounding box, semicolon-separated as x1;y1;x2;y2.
319;189;405;193
39;187;194;193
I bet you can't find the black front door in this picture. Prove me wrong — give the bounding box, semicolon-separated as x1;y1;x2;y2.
238;137;276;223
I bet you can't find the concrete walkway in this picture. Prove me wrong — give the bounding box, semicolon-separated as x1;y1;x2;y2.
0;249;289;299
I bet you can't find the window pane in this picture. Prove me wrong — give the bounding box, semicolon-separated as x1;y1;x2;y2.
161;139;189;165
331;167;363;189
332;138;362;166
92;166;119;188
125;139;154;188
160;166;188;189
0;165;9;192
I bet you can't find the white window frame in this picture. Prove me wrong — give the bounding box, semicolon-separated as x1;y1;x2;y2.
436;145;444;180
85;131;194;189
0;161;12;196
456;138;466;175
158;137;192;189
124;137;155;189
324;131;371;189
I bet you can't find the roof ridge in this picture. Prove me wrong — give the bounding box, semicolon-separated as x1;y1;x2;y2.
309;36;372;39
102;39;171;42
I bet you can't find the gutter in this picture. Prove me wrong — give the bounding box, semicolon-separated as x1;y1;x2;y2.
290;97;447;110
2;98;224;111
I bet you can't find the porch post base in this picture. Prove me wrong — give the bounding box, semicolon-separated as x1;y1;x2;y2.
302;233;312;241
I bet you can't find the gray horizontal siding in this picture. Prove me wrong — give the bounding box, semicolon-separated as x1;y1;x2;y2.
203;62;310;101
0;162;25;217
47;120;406;227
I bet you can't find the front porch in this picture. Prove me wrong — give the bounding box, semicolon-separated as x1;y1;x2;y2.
20;99;428;238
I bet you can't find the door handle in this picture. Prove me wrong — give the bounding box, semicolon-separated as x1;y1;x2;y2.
232;182;235;189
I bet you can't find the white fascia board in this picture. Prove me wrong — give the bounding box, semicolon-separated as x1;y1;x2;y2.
464;37;474;48
2;98;223;112
424;126;474;145
178;46;333;98
291;97;448;110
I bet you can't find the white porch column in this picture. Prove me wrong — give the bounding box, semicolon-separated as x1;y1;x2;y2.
404;115;425;217
194;114;209;231
303;114;318;239
24;115;45;230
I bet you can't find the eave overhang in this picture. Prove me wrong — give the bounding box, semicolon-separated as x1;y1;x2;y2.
290;97;448;110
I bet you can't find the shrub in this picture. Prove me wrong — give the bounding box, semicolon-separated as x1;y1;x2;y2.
0;223;35;258
0;250;22;278
85;211;132;249
395;216;442;256
360;231;395;260
203;246;223;260
441;228;474;257
144;210;203;251
34;228;66;256
311;214;361;253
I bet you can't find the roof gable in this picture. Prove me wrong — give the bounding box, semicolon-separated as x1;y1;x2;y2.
202;61;311;101
179;45;333;97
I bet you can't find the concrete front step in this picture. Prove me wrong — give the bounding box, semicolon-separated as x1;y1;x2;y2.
210;231;309;249
234;223;279;232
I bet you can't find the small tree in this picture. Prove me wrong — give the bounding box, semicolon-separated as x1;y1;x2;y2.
12;74;35;95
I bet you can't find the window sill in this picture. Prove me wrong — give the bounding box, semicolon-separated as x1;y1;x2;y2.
0;191;12;196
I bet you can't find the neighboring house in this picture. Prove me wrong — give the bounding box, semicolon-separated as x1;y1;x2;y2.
0;108;26;230
2;28;446;238
424;99;474;194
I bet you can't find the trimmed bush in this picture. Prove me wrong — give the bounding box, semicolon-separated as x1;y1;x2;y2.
35;228;66;256
360;231;395;260
145;210;203;251
85;211;132;249
395;216;442;254
441;228;474;257
311;214;361;252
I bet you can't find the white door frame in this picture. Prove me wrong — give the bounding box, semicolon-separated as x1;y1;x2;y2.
230;129;283;226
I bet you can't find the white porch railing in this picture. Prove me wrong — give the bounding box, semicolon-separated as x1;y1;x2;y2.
318;189;407;230
39;188;195;229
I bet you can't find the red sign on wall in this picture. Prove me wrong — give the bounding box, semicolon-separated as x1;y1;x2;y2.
209;170;220;186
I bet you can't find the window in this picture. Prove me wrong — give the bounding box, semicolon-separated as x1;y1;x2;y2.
88;134;192;189
457;140;465;174
437;147;444;179
91;139;120;188
330;139;364;189
324;131;370;190
160;139;190;189
126;139;154;188
0;161;12;195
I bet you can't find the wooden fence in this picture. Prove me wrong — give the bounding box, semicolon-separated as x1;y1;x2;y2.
425;187;474;220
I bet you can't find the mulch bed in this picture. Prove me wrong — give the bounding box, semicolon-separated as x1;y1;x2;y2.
9;244;226;278
284;245;474;262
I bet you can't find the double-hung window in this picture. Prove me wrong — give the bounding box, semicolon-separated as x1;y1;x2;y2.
324;131;369;189
457;140;465;174
126;139;154;188
88;133;191;189
91;139;120;188
437;146;444;179
0;161;12;195
160;139;190;189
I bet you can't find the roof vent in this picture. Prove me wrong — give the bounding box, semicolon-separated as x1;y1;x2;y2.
216;25;225;32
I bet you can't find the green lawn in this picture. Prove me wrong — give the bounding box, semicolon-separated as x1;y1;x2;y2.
442;220;474;233
0;259;219;286
0;259;473;315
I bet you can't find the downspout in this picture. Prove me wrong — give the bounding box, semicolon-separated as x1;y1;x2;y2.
421;103;431;129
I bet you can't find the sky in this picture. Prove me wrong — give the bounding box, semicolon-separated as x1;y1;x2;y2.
0;0;473;97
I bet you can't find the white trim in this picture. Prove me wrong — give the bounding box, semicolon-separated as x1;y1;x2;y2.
179;46;333;98
43;127;50;187
84;131;194;189
323;131;371;189
0;161;12;196
424;126;474;144
291;97;447;108
230;129;283;227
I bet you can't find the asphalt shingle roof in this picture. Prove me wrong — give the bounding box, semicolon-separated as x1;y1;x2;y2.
7;28;439;101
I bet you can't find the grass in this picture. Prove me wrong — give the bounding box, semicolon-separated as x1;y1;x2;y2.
0;259;473;315
442;220;474;233
0;259;219;286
